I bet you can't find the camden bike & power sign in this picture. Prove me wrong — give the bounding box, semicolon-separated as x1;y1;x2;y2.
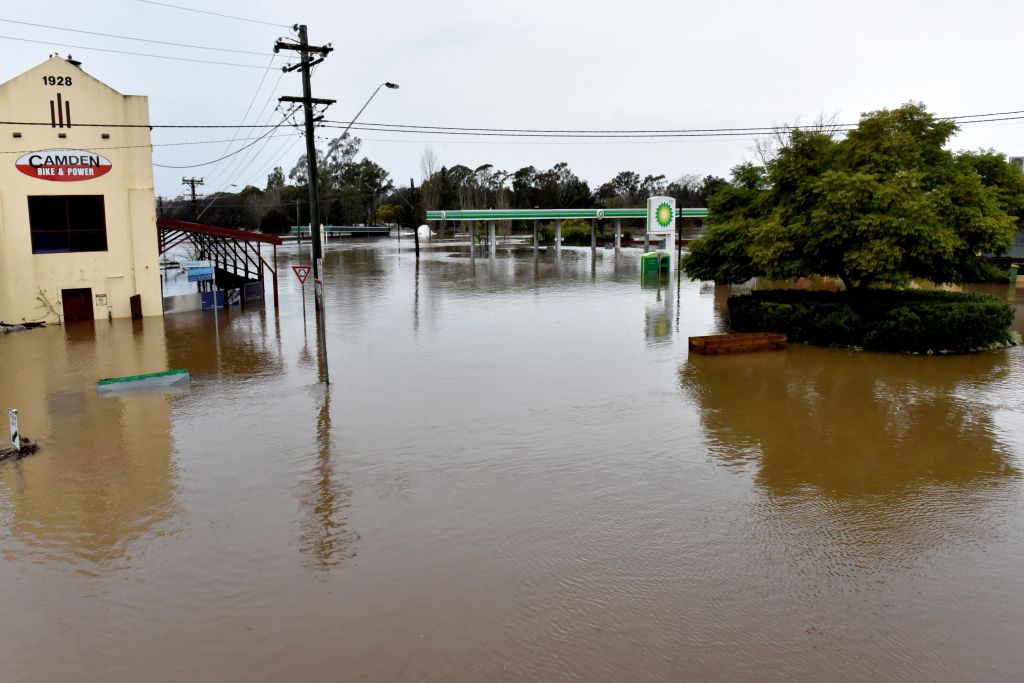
15;148;112;181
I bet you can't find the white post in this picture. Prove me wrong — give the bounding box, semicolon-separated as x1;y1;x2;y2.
555;219;562;253
615;218;621;251
488;220;496;258
8;408;19;451
590;219;596;251
533;219;538;255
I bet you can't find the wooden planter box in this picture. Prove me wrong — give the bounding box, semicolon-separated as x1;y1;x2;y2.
688;332;788;355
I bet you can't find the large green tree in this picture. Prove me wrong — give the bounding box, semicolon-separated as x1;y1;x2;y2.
681;103;1023;290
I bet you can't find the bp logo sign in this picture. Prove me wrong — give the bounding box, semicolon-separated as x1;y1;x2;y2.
655;203;672;228
646;196;675;235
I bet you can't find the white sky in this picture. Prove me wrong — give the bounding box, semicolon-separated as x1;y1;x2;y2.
3;0;1023;199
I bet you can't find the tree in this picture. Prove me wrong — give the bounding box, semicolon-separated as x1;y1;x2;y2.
596;171;641;207
420;146;441;212
266;166;285;190
376;203;401;225
681;103;1021;290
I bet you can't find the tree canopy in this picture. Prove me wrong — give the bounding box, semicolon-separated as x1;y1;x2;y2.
681;103;1024;290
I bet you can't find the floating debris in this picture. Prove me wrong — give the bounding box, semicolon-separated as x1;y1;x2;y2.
689;332;788;355
0;321;44;334
0;438;39;462
96;368;191;394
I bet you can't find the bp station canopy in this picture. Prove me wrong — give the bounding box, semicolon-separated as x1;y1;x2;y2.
425;208;708;221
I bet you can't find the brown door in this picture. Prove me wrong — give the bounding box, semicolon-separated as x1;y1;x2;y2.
61;288;94;323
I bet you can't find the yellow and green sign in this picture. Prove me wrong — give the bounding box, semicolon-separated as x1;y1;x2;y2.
646;196;676;235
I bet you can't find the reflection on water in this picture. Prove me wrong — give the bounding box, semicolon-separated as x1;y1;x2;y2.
681;349;1019;495
297;384;358;569
0;318;177;569
0;240;1022;681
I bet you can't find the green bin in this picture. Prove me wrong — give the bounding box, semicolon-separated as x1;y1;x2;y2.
1011;264;1020;283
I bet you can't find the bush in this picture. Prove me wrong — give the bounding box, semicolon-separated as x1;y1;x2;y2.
728;289;1015;352
260;208;291;234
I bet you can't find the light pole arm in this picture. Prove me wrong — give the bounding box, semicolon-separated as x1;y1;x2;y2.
336;82;397;139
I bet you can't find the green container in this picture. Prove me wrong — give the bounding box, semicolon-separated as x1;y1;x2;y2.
641;251;670;274
1010;264;1020;283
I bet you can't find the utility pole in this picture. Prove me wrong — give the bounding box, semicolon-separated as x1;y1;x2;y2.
276;26;334;296
410;178;420;259
182;177;204;222
276;25;334;384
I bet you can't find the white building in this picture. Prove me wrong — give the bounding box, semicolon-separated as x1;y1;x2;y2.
0;55;161;323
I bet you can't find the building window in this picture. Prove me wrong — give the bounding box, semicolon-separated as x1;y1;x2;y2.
28;195;107;254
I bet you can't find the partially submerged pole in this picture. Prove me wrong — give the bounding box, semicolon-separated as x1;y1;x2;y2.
411;178;420;260
615;218;622;252
272;244;279;313
533;219;538;256
555;219;562;254
488;220;496;258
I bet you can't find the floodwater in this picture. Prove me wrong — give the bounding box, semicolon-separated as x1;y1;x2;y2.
1;240;1023;682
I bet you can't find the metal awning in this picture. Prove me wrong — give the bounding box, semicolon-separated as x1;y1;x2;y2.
156;217;281;311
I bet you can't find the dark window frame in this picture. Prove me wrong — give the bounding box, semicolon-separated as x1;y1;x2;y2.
28;195;108;254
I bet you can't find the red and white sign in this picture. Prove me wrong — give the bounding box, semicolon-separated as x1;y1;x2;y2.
15;148;112;181
292;265;312;284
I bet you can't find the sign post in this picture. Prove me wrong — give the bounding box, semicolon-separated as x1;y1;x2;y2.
292;264;312;313
647;195;676;269
8;408;19;451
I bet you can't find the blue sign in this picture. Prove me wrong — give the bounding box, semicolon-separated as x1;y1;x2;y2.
187;268;214;282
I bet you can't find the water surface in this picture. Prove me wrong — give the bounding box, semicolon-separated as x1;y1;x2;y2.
1;241;1023;681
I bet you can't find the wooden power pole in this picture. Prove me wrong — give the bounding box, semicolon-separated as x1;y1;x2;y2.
182;177;204;222
275;25;334;299
276;25;334;384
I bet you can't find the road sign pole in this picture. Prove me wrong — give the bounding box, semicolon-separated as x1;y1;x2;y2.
8;408;19;451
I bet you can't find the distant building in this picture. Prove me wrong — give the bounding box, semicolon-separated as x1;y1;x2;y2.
0;55;161;323
1009;156;1024;173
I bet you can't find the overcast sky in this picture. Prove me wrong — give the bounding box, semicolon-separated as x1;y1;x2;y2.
4;0;1023;199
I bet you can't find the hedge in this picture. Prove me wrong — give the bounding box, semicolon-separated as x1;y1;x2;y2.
728;289;1016;353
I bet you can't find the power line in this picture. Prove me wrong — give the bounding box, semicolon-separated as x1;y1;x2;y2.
137;0;288;28
203;54;283;184
0;133;295;154
0;34;272;68
0;18;275;55
326;110;1024;136
322;115;1024;139
221;108;303;190
153;114;296;168
2;109;1023;135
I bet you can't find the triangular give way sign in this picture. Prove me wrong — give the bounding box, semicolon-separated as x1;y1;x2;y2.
292;265;312;284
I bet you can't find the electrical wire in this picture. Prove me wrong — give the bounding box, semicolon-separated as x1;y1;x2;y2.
231;110;305;189
3;111;1022;136
211;106;301;189
0;18;275;55
322;115;1024;139
136;0;288;28
202;54;284;184
0;34;271;68
0;133;296;155
153;116;294;168
323;109;1024;135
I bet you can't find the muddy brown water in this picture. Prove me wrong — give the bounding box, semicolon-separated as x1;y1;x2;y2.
1;242;1023;682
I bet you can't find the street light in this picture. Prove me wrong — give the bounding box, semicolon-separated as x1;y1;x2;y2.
336;82;399;140
196;183;237;221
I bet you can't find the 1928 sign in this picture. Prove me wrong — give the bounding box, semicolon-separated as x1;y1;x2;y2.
15;148;111;181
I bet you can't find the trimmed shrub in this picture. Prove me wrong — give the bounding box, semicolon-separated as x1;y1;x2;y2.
728;289;1015;353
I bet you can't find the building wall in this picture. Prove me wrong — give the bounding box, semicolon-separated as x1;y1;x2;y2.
0;56;161;322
